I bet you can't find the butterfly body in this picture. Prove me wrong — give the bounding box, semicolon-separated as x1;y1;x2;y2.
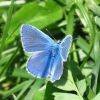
21;24;72;82
40;44;60;78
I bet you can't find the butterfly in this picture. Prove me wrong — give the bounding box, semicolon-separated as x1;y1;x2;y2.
20;24;72;82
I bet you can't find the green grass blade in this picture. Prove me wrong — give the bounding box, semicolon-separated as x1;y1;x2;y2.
0;0;15;54
24;79;45;100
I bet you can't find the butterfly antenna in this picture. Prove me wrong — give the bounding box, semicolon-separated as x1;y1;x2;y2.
46;29;57;41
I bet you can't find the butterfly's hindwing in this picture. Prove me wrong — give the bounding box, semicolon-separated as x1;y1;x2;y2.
60;35;72;61
50;54;63;82
26;50;52;78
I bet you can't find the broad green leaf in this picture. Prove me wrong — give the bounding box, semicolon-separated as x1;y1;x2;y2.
55;69;76;91
9;1;63;29
77;79;86;96
24;79;45;100
88;89;96;100
92;92;100;100
33;89;45;100
82;65;92;77
7;0;63;43
69;60;84;79
55;68;84;100
11;68;33;79
95;16;100;27
86;0;100;16
44;81;56;100
53;93;80;100
56;80;76;91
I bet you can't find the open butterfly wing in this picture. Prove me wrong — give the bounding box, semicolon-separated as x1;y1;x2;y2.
26;51;51;78
21;24;54;52
60;35;72;61
50;55;63;82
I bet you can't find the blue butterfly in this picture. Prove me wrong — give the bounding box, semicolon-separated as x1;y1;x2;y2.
20;24;72;82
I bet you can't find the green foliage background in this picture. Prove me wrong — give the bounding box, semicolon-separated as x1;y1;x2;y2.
0;0;100;100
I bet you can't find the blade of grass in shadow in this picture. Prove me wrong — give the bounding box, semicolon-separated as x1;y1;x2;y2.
24;79;45;100
76;36;94;59
65;7;75;35
0;54;12;66
91;31;100;94
91;59;100;95
65;6;80;72
12;94;18;100
1;80;34;99
6;24;20;44
86;0;100;16
11;68;33;79
0;0;15;55
17;80;34;99
75;0;95;69
0;47;17;68
0;46;19;76
65;7;79;64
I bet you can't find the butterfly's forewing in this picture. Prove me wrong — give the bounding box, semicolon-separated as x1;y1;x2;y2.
50;55;63;82
26;51;51;78
60;35;72;61
21;24;54;53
